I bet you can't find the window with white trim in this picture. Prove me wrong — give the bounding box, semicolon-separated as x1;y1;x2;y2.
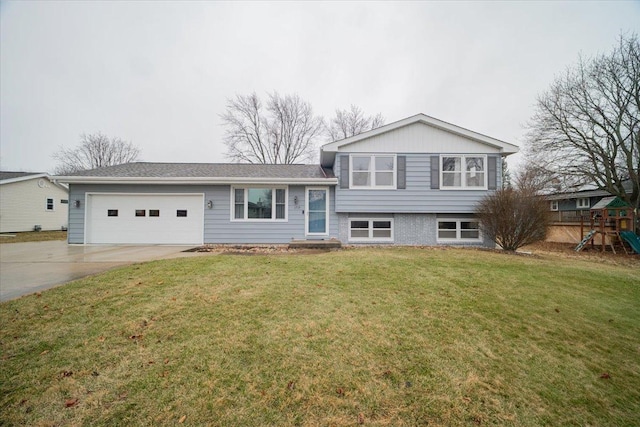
46;198;54;211
349;218;394;241
550;200;559;211
441;155;486;189
437;219;481;242
232;187;287;221
576;198;590;209
350;155;396;188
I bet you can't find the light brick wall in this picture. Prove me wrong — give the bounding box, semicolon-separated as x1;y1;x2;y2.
339;212;494;247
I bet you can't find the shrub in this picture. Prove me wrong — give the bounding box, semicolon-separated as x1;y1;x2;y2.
475;188;549;251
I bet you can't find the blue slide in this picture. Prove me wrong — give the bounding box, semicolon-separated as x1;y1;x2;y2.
620;231;640;254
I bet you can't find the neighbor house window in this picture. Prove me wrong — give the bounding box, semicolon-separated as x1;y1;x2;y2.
550;201;558;211
232;187;287;221
349;218;394;242
350;155;396;188
441;155;486;189
437;219;481;242
60;199;69;204
576;198;590;209
46;198;54;211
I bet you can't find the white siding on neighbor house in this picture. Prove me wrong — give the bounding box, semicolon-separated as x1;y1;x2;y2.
0;178;68;233
334;154;502;213
339;122;503;155
68;184;339;244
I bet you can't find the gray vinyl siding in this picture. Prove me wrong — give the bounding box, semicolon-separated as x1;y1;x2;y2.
334;154;502;213
68;184;338;244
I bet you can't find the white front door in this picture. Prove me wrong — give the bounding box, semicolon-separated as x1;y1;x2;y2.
305;187;329;237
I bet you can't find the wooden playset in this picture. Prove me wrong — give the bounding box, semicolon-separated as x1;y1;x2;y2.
575;196;640;254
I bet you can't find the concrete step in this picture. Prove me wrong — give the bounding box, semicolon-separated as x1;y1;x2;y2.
288;239;342;249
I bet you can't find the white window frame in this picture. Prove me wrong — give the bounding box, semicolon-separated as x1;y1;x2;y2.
550;200;559;211
348;218;394;242
440;155;488;190
436;219;482;242
45;197;55;212
230;186;288;222
349;154;397;189
576;198;590;209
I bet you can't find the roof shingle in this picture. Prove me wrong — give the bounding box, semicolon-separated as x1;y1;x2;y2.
59;162;335;180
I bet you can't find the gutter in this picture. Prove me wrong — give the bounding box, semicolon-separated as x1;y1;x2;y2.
53;176;339;185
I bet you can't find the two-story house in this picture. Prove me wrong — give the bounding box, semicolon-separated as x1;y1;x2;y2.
55;114;518;246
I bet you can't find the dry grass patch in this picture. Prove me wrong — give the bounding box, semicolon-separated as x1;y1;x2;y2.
0;230;67;243
1;247;638;426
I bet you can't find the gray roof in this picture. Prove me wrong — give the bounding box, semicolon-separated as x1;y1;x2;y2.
0;171;46;181
61;162;335;179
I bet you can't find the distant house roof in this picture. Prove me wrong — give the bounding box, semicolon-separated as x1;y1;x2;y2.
546;181;633;201
0;171;48;185
54;162;337;185
546;188;613;201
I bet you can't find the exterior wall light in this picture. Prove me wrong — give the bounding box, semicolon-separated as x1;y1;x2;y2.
207;200;213;209
75;199;81;208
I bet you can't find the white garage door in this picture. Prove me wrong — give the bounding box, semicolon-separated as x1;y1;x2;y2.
86;193;204;244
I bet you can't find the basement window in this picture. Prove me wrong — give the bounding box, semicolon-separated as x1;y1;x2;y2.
437;219;481;242
349;218;394;242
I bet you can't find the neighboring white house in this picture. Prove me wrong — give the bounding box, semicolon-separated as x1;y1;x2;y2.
0;172;69;233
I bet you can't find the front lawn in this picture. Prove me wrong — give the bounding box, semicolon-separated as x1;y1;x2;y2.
0;230;67;243
1;248;638;426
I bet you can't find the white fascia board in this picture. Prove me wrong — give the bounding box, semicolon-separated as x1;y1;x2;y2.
53;176;338;185
0;173;49;185
321;113;520;158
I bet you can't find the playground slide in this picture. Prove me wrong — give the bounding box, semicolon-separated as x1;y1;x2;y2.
620;231;640;254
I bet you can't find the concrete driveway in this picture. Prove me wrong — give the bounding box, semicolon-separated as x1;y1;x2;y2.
0;241;202;302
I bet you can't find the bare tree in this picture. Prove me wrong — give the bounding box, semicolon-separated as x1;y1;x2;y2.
327;105;385;141
525;33;639;212
475;187;550;251
53;133;141;174
220;92;325;164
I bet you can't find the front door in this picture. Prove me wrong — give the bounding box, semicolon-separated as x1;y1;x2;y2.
306;187;329;237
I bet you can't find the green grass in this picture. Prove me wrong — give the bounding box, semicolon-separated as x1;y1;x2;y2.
0;230;67;243
1;248;638;426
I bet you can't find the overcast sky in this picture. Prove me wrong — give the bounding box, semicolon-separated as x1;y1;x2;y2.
1;1;638;174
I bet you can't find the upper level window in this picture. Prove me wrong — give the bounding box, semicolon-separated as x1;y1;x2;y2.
441;155;486;189
46;198;54;211
350;155;395;189
576;198;590;209
550;201;559;211
232;187;287;221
